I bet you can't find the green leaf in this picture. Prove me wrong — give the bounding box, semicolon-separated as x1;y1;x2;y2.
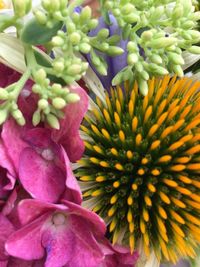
21;18;63;45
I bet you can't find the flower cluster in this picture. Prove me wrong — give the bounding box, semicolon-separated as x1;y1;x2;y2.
0;63;139;267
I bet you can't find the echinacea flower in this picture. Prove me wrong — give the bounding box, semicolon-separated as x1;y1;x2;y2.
77;74;200;264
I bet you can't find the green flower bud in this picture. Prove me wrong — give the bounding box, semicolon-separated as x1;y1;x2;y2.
112;71;123;86
88;19;98;30
42;0;51;10
97;29;109;39
0;88;8;100
32;110;41;126
46;113;60;129
52;36;64;47
182;20;195;29
67;22;76;34
100;43;109;52
35;69;47;84
0;109;8;125
135;62;143;72
138;79;148;96
188;30;200;41
72;12;80;24
79;43;91;54
34;10;47;25
65;93;80;103
150;54;162;64
172;4;183;19
107;46;124;56
69;32;81;45
150;37;177;49
52;97;66;109
67;64;82;75
128;53;139;65
82;62;89;71
38;99;49;110
192;11;200;21
12;109;23;120
127;42;138;53
168;52;184;65
140;71;149;81
121;4;135;15
141;30;153;41
124;14;139;24
52;83;62;94
188;46;200;54
32;84;42;94
113;8;120;17
17;116;26;126
96;64;107;76
49;0;60;10
80;6;92;21
53;61;65;73
173;65;184;77
12;0;31;17
147;63;168;75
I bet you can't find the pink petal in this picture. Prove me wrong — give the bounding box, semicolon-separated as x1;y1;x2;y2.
51;86;88;162
2;120;27;173
63;200;106;236
61;147;82;205
42;224;75;267
0;214;14;261
19;148;66;203
5;214;48;260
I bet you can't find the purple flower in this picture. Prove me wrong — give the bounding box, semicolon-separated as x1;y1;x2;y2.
87;14;128;89
5;199;106;267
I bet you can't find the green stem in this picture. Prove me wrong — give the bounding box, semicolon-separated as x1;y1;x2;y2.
12;67;31;98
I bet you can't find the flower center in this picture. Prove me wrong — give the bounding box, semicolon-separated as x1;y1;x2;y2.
41;148;55;161
52;213;66;226
77;76;200;263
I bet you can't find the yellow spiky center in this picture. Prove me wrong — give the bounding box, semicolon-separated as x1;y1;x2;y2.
77;76;200;263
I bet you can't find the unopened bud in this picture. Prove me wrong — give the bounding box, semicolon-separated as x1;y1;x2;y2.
35;69;47;84
124;14;139;24
150;54;162;64
12;0;31;17
141;30;153;41
172;4;183;19
188;46;200;54
38;99;49;110
150;37;177;49
65;93;80;103
97;29;109;39
32;110;41;126
80;6;92;21
52;97;66;109
70;32;81;45
107;46;124;56
88;19;98;30
0;88;8;100
0;109;8;125
34;10;47;24
139;79;148;96
53;61;65;73
173;65;184;77
12;109;23;120
168;52;184;65
46;113;60;129
79;43;91;54
121;4;135;15
128;53;139;65
52;36;64;47
67;64;82;75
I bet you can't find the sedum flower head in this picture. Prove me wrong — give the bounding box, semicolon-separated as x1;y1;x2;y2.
77;76;200;264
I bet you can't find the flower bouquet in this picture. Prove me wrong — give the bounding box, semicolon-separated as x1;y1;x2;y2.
0;0;200;267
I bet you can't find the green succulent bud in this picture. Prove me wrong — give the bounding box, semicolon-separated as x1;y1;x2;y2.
172;4;183;19
80;6;92;21
107;46;124;56
173;65;184;77
150;54;162;64
168;52;184;65
141;30;153;41
17;116;26;126
52;83;62;94
96;64;107;76
38;99;49;110
88;19;98;30
65;93;80;103
127;42;138;52
32;110;41;126
128;53;139;65
0;88;8;100
70;32;81;45
52;97;66;109
46;113;60;129
35;69;47;84
42;0;51;10
124;14;139;24
52;36;64;47
53;61;65;73
34;10;47;25
67;64;82;75
188;30;200;40
150;37;177;49
0;109;8;125
97;29;109;39
121;4;135;15
188;46;200;54
138;78;148;96
12;109;24;120
32;84;42;94
79;43;91;54
12;0;31;17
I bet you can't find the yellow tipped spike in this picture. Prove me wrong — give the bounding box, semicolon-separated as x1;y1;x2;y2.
192;180;200;188
144;196;152;206
159;192;171;204
147;183;156;192
114;112;121;128
91;124;101;136
100;161;109;167
163;179;178;187
96;97;103;108
112;228;120;244
80;175;93;181
143;241;150;257
143;209;149;222
93;145;104;155
129;235;135;254
179;134;193;143
176;186;191;195
103;108;112;124
116;99;122;114
186;145;200;155
144;105;152;123
180;105;192;119
187;163;200;170
170;210;185;224
151;169;160;176
111;148;118;156
168;105;180;120
96;176;106;182
170;221;185;237
143;232;150;246
158;155;172;163
119;130;125;142
101;128;110;140
117;86;124;105
157;99;167;117
150;140;160;150
113;181;120;188
109;217;117;232
138;168;145;175
105;94;112;112
108;206;117;217
132;184;138;190
185;119;200;132
160;126;173;139
127;196;133;206
178;175;192;184
141;157;148;164
148;124;159;137
129;222;134;233
186;199;200;209
136;134;142;146
140;219;146;234
84;141;93;150
128;99;134;117
157;112;168;126
90;157;100;164
132;116;138;132
115;163;124;171
172;119;185;132
158;205;167;219
159;237;170;261
190;193;200;203
168;141;183;151
143;95;148;112
81;125;90;134
93;108;102;121
93;204;102;213
127;208;133;222
157;216;167;233
127;150;133;159
91;189;103;197
169;165;186;171
110;194;118;204
171;197;186;208
175;156;191;164
183;212;200;225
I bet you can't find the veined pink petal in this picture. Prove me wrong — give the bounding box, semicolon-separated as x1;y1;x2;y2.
51;86;88;162
19;148;66;203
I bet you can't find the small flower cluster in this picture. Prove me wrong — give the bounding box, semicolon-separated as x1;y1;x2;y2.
0;63;139;267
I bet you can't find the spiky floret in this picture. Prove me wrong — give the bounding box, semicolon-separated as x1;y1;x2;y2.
77;76;200;263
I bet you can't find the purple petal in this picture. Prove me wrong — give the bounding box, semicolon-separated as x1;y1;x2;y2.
5;214;48;260
19;148;66;203
51;86;88;162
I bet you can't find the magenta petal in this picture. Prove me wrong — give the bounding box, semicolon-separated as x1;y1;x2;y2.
0;214;14;261
52;86;88;162
42;225;75;267
2;120;27;173
62;147;82;204
5;215;48;260
63;201;106;236
19;148;65;203
22;128;52;149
